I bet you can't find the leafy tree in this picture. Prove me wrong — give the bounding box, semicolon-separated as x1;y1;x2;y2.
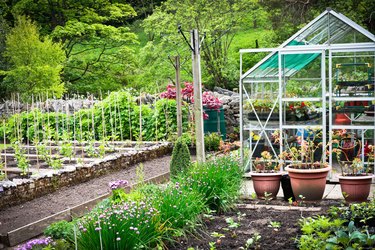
1;16;65;99
142;0;255;89
0;2;11;99
11;0;139;94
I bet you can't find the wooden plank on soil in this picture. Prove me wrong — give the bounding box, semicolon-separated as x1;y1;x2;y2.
236;204;322;212
3;171;171;247
70;193;112;218
7;209;71;247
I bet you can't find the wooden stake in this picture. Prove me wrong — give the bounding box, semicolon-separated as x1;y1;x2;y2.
175;56;182;137
191;29;205;162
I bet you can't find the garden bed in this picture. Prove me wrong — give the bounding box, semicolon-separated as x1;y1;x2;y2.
169;199;343;250
0;141;172;209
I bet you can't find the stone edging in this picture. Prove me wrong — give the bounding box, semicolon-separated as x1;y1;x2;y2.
0;142;172;209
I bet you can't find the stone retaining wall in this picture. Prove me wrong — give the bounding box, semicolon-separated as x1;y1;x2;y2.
0;142;172;209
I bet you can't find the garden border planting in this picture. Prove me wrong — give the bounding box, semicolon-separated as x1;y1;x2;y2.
0;171;170;247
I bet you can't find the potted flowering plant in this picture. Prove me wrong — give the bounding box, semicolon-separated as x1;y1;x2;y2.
334;145;374;203
287;102;318;121
280;127;332;201
251;151;282;199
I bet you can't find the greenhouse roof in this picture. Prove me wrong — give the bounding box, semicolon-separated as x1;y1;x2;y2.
242;9;375;81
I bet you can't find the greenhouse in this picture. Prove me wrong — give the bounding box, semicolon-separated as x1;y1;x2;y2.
239;8;375;180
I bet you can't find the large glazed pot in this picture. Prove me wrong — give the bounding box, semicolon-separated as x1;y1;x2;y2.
285;165;331;201
251;172;282;199
339;175;373;203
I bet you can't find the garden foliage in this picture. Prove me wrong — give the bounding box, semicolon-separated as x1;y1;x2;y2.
169;137;191;178
178;155;243;213
204;132;222;151
298;204;375;250
0;91;189;142
44;155;243;249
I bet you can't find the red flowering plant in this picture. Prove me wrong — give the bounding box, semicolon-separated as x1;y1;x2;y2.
288;101;315;120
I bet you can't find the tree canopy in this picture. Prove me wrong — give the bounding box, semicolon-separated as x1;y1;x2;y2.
0;0;373;99
1;16;65;99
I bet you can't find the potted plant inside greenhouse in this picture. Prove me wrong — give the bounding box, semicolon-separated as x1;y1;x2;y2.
335;144;374;203
245;98;279;121
282;128;331;201
250;150;282;199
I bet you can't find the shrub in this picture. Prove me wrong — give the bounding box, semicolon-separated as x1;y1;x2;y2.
44;220;74;242
76;201;164;250
170;137;191;178
179;155;243;213
180;132;193;147
204;133;222;151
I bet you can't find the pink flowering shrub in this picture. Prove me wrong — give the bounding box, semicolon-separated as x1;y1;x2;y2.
160;82;222;120
202;91;222;111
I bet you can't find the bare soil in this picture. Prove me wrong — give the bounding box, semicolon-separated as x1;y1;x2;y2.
0;155;171;234
169;199;343;250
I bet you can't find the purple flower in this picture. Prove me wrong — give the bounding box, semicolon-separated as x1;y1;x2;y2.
109;180;129;190
17;237;53;250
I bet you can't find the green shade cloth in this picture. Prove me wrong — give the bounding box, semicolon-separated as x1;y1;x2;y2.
259;41;320;71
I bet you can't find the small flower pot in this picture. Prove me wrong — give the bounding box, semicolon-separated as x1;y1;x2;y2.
285;164;331;201
251;172;282;199
339;175;373;203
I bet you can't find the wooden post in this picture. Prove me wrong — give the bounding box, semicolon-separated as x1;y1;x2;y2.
191;29;205;162
175;56;182;137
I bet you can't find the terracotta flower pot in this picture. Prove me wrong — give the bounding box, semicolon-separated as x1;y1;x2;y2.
285;164;331;201
339;175;373;203
251;172;282;199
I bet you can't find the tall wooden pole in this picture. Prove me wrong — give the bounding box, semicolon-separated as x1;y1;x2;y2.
175;56;182;137
191;29;205;162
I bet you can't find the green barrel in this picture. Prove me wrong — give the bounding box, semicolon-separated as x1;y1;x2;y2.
203;107;226;140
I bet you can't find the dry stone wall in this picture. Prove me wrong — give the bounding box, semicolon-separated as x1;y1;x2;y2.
212;87;240;134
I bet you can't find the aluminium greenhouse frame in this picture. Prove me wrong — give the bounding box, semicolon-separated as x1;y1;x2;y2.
239;9;375;180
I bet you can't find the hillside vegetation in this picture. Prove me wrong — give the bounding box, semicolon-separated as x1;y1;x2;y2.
0;0;373;99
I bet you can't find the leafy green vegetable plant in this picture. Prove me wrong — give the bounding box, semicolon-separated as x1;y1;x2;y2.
12;141;29;175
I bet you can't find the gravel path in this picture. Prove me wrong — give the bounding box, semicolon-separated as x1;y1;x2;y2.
0;155;171;234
